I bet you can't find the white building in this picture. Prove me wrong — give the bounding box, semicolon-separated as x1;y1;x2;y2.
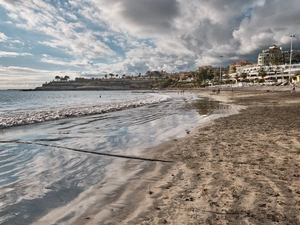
234;63;300;80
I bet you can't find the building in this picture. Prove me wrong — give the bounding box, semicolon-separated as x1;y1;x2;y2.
229;60;254;74
165;73;179;80
283;50;300;64
257;44;300;66
235;63;300;81
179;72;194;80
257;45;283;66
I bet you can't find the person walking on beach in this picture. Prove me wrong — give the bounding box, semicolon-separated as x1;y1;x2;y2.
291;83;297;93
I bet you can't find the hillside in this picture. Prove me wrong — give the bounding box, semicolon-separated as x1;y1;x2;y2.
34;78;152;90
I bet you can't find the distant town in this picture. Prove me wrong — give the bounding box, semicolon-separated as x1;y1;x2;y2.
36;44;300;90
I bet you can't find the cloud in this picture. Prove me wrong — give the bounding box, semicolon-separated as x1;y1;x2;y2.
41;55;94;68
1;0;115;58
0;0;300;88
0;32;8;42
233;0;300;54
112;0;180;34
0;65;84;89
0;51;32;57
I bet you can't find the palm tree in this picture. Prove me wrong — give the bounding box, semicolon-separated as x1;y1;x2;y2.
109;73;114;79
55;75;60;81
60;75;69;82
64;75;70;81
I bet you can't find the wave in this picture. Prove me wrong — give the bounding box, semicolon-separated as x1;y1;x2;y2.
0;94;170;129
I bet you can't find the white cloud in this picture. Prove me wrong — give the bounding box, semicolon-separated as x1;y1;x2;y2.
41;55;94;68
0;65;83;89
0;51;32;57
0;0;300;87
2;0;115;58
0;32;8;42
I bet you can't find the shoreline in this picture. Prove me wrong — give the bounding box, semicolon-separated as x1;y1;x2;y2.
30;87;300;224
79;89;243;224
31;90;236;225
100;88;300;224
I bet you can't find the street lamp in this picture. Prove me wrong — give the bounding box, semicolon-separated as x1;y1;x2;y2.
219;55;223;82
289;34;295;84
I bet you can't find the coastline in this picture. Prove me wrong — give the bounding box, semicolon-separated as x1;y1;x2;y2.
98;87;300;224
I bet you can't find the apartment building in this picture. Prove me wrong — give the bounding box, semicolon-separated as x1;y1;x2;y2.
283;50;300;64
227;44;300;81
229;60;254;74
257;45;283;66
257;44;300;66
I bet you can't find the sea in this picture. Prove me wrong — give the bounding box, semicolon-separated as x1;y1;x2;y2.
0;90;232;224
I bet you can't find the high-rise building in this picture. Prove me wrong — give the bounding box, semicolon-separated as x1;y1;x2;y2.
257;45;283;66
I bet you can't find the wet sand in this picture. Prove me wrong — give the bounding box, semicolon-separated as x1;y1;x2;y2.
95;87;300;225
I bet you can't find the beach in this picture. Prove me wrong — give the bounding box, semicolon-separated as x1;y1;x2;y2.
97;87;300;224
2;88;300;224
1;90;220;225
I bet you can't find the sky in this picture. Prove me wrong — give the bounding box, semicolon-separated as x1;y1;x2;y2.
0;0;300;89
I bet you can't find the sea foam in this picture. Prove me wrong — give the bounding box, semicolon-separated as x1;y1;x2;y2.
0;94;170;129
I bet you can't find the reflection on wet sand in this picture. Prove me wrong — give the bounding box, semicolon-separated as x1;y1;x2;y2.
0;93;235;224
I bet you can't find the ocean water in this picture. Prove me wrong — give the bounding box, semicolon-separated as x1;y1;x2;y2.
0;90;229;224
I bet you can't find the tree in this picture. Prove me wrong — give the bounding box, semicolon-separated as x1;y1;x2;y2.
259;68;267;80
232;66;237;73
240;73;247;80
213;70;220;81
64;75;70;81
195;67;214;86
269;56;283;65
55;75;60;81
146;71;152;79
60;75;69;82
109;73;114;79
105;74;107;79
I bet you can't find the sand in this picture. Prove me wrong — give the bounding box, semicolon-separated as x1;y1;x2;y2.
70;87;300;224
